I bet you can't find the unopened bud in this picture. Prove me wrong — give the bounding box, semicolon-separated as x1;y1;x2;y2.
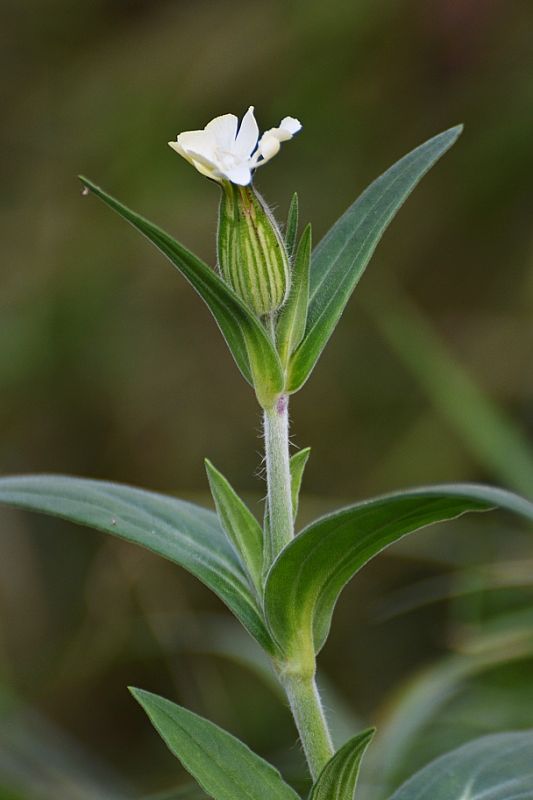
218;183;290;317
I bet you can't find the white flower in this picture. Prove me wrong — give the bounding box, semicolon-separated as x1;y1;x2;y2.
168;107;301;186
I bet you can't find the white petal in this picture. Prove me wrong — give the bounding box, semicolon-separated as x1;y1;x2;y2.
189;159;220;180
205;113;238;149
169;140;207;172
177;129;216;161
169;140;221;180
168;140;188;158
184;148;223;180
224;163;253;186
279;116;302;135
256;132;281;163
261;116;302;145
268;126;292;143
233;106;259;158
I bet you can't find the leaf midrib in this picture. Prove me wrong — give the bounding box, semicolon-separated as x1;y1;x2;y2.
152;701;297;800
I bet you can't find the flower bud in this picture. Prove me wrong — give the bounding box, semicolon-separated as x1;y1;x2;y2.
218;183;290;317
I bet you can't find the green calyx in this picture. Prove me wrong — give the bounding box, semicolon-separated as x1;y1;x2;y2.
218;182;291;318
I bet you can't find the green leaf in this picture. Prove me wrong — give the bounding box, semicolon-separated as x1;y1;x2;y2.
79;177;283;409
205;460;264;596
285;192;299;259
310;729;374;800
264;484;533;659
131;689;300;800
0;474;274;652
290;447;311;523
277;225;312;366
388;731;533;800
287;126;463;392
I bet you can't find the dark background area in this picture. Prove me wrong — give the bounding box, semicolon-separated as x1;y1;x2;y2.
1;1;532;797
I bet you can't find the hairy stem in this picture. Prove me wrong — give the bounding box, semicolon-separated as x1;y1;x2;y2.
263;393;335;778
263;394;293;565
281;671;334;780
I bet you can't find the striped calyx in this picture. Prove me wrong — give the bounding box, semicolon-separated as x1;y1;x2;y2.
218;183;290;317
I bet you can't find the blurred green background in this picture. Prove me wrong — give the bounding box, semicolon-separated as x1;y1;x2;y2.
1;0;533;797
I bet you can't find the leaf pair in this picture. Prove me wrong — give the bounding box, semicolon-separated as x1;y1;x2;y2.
80;126;463;402
0;477;532;800
1;476;532;664
131;688;372;800
205;450;309;598
132;688;533;800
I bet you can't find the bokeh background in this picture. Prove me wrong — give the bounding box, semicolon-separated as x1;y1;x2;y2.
1;0;533;797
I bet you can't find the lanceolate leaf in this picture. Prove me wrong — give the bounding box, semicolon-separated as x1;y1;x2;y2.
310;729;374;800
285;192;299;259
277;225;312;366
265;484;533;658
388;731;533;800
290;447;311;523
79;177;284;409
0;475;274;652
205;460;264;596
287;126;463;392
131;689;300;800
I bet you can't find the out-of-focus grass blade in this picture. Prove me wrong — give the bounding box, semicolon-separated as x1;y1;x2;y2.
142;785;209;800
366;282;533;497
375;559;533;622
367;626;533;795
0;686;129;800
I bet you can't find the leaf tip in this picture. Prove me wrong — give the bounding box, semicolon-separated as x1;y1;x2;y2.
360;725;377;742
301;221;312;243
78;175;92;196
448;123;464;140
204;458;218;480
128;686;153;708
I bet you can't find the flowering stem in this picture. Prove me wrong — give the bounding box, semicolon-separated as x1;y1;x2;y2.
280;670;334;780
263;394;334;777
263;394;293;567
